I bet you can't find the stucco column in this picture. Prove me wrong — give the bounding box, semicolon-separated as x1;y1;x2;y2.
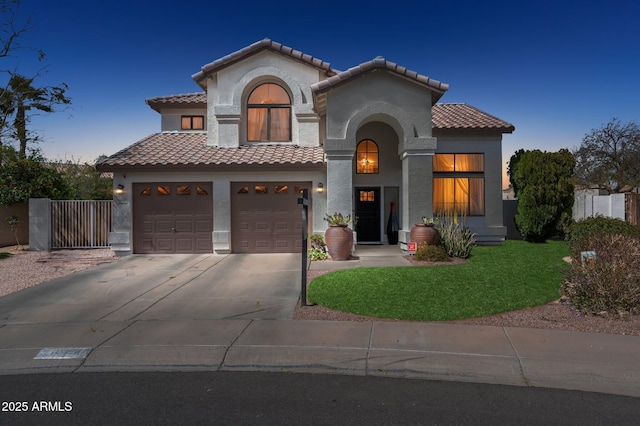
109;183;131;256
212;179;231;253
324;139;354;228
399;137;437;247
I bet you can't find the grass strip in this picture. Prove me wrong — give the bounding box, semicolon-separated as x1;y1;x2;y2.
308;240;569;321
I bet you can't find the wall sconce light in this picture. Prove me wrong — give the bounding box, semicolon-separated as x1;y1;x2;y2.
317;183;324;193
115;184;125;195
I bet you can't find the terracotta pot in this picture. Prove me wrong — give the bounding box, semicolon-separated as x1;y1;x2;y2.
325;225;353;261
410;223;440;246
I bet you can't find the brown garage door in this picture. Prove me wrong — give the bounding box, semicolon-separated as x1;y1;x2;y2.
231;181;310;253
133;182;213;254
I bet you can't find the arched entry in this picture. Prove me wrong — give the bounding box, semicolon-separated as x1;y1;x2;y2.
353;122;402;244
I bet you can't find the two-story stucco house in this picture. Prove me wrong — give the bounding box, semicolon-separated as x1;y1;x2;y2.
97;39;514;256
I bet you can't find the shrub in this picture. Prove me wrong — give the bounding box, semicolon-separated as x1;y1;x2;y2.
308;233;327;261
436;214;476;259
414;243;450;262
561;233;640;316
566;216;640;254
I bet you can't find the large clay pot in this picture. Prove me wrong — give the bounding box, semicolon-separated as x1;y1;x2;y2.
325;225;353;260
410;223;440;246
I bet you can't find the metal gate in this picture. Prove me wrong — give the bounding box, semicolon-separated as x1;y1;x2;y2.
51;200;113;248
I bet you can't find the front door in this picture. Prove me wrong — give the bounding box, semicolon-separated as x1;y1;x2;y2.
355;187;381;243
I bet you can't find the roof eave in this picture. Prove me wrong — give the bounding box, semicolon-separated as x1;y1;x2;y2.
311;65;449;105
192;39;336;89
97;162;326;174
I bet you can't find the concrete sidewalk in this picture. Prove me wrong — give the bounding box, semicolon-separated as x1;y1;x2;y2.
0;248;638;398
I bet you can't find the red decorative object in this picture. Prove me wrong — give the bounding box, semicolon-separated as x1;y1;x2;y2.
410;223;440;246
325;225;353;260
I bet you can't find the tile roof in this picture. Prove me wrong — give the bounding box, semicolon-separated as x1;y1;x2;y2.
146;92;206;112
432;103;514;132
311;56;449;101
97;133;326;170
192;39;336;87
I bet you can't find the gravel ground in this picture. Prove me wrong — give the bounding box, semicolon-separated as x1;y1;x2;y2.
0;246;119;298
1;246;638;336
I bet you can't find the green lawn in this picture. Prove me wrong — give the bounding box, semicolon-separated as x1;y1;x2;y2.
308;240;569;321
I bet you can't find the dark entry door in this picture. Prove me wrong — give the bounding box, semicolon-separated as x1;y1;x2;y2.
355;187;381;243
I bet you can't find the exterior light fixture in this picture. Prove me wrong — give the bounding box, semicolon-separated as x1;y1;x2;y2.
317;183;324;193
115;184;125;195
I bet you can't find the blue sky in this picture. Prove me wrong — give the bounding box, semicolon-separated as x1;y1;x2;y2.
12;0;640;186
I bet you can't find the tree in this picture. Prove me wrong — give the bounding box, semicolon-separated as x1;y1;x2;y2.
0;0;71;155
0;73;70;157
573;118;640;193
0;145;72;205
0;0;40;61
508;149;575;242
55;156;113;200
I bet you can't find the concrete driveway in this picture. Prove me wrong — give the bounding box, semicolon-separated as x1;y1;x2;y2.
0;253;302;324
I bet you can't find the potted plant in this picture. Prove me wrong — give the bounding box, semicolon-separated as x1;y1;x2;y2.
410;216;440;246
324;212;354;260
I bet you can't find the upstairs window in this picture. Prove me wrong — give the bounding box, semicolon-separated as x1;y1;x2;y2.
247;83;291;142
356;140;379;174
181;115;204;130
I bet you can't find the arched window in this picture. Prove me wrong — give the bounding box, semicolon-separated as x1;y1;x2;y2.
247;83;291;142
356;139;379;173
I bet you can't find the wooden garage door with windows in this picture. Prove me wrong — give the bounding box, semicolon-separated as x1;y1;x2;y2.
133;182;213;254
231;181;310;253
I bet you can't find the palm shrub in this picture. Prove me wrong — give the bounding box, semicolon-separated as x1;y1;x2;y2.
435;213;476;258
562;232;640;316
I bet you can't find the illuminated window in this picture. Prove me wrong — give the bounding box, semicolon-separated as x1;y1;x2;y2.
247;83;291;142
140;187;151;196
197;186;209;195
433;154;485;216
237;186;249;194
356;140;379;174
255;185;268;194
181;116;204;130
157;186;171;195
359;190;375;202
433;154;484;172
275;185;288;193
177;185;190;195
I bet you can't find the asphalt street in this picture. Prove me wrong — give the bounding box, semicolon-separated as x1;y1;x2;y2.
1;371;639;425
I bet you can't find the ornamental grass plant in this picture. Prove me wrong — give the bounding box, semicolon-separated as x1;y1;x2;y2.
435;213;476;259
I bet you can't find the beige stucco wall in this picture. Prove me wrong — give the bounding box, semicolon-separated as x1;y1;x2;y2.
323;71;437;243
0;203;29;247
110;169;326;255
324;71;432;143
434;131;507;242
160;107;208;132
203;51;326;148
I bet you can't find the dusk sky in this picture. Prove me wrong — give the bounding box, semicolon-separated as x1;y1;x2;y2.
13;0;640;186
